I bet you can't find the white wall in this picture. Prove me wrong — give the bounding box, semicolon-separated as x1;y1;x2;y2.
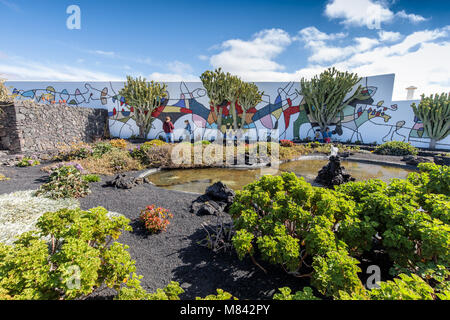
6;73;450;150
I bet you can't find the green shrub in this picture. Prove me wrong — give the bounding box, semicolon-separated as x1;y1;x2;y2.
143;139;168;148
196;289;237;300
230;173;365;297
17;157;40;167
338;274;445;300
92;141;114;158
374;141;418;156
0;207;145;300
82;174;101;183
116;279;184;300
35;165;90;199
273;287;320;300
229;165;450;299
193;140;211;146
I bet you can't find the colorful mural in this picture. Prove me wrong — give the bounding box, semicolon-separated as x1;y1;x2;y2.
6;74;450;150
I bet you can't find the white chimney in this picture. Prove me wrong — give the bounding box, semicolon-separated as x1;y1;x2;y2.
406;86;417;100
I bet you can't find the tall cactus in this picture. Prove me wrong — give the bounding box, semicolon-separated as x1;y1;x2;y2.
201;69;263;132
222;73;242;130
200;68;227;130
411;93;450;149
119;76;167;139
238;82;263;129
297;67;363;133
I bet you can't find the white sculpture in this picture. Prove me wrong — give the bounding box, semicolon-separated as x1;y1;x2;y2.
330;145;339;157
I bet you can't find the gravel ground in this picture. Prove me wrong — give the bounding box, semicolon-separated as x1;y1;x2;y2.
0;165;307;300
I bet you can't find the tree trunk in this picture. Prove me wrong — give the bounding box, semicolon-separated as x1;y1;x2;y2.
217;107;223;131
138;125;146;139
231;100;238;130
429;138;437;150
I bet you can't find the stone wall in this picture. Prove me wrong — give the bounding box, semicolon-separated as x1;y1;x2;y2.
0;101;108;154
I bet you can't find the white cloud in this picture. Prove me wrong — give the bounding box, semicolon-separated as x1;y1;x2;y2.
90;50;115;57
299;27;379;63
204;25;449;100
331;27;450;99
0;56;121;81
167;60;193;74
325;0;427;29
325;0;394;29
378;30;402;42
147;60;197;82
209;28;292;74
396;10;428;23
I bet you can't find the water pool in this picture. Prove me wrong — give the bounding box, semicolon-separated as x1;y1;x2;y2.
146;158;413;194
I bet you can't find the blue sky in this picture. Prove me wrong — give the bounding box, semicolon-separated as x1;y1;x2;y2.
0;0;449;99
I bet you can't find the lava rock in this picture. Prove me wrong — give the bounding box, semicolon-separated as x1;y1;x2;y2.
205;181;236;205
402;155;432;166
105;174;151;189
434;156;450;166
315;155;355;188
190;181;235;215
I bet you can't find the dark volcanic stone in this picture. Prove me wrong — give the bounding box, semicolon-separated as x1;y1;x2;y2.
190;182;235;215
205;181;235;205
105;174;151;189
315;156;355;188
434;156;450;166
401;156;431;166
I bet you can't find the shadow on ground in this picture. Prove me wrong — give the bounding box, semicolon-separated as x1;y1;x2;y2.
171;227;309;300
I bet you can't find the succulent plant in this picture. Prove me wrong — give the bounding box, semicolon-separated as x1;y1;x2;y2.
119;76;167;139
297;67;363;133
411;93;450;149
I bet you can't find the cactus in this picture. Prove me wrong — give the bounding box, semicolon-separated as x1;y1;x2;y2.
119;76;167;139
411;93;450;149
201;69;262;132
297;67;363;133
200;68;227;130
238;82;263;129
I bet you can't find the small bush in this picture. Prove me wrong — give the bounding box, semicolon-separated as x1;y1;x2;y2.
230;167;450;299
55;142;93;161
35;165;90;199
140;205;173;233
280;139;295;147
374;141;418;156
92;141;113;158
17;157;40;167
0;207;145;300
78;149;143;175
142;140;167;150
193;140;211;146
143;145;174;168
110;139;128;149
82;174;101;183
